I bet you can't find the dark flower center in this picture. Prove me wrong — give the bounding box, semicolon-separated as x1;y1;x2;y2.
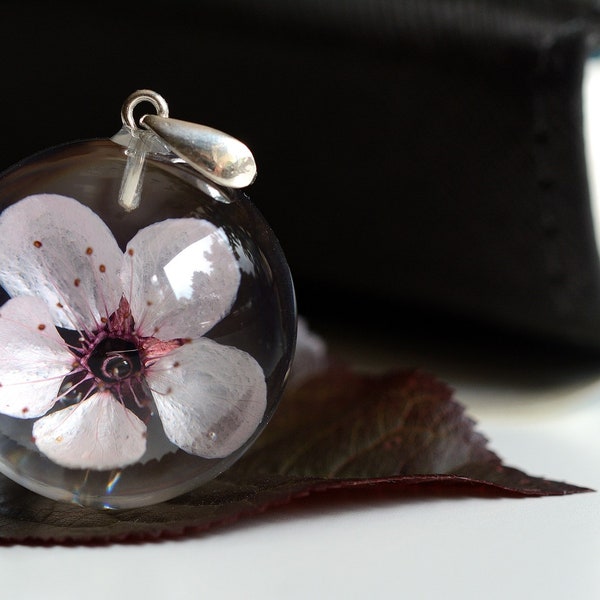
54;296;182;419
88;338;142;383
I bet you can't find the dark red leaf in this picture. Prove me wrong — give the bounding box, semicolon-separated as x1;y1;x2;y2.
0;368;590;545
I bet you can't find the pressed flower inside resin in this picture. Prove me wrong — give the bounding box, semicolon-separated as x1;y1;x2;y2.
0;140;295;508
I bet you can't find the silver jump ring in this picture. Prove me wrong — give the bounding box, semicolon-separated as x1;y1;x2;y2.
121;89;169;130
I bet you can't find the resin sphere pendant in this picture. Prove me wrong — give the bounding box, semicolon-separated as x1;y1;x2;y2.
0;91;296;509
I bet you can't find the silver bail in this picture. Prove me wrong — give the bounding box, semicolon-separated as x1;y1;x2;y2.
142;115;257;188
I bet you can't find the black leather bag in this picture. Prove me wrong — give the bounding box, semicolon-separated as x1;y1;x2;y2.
2;0;600;346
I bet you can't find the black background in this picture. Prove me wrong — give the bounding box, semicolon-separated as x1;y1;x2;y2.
3;0;600;352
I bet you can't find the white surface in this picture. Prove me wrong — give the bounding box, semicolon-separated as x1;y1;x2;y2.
1;333;599;600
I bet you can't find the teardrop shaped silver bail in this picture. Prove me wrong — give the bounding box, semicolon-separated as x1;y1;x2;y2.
142;114;257;189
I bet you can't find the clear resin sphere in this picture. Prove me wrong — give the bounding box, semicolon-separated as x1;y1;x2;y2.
0;138;296;508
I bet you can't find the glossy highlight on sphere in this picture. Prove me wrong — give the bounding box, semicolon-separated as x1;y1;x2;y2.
0;140;296;509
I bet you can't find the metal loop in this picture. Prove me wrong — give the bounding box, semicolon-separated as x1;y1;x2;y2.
121;89;169;130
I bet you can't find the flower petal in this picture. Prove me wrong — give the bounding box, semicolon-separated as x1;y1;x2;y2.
147;338;266;459
288;317;328;389
0;194;123;331
32;391;147;470
122;219;240;339
0;296;73;418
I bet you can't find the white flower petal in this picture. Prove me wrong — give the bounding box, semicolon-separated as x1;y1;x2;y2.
147;338;266;459
0;194;123;330
122;219;240;339
32;391;147;470
288;317;328;389
0;296;73;418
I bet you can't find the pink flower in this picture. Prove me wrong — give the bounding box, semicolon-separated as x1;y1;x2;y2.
0;194;266;470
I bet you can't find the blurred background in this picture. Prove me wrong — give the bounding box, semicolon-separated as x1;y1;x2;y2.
3;0;600;360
